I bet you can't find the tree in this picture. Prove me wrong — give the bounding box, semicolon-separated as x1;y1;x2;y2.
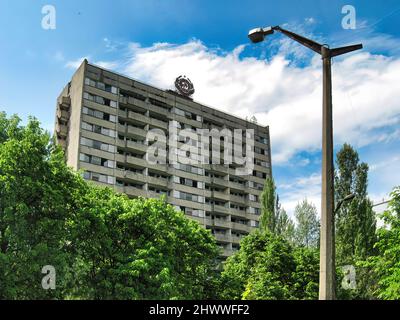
276;208;296;244
362;187;400;299
0;112;219;299
0;113;80;299
291;247;319;300
335;143;377;263
241;235;295;300
220;231;319;300
334;143;378;299
70;190;219;300
260;177;277;233
260;178;294;242
294;199;320;248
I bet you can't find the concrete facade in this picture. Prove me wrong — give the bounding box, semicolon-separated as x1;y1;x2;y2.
55;60;272;257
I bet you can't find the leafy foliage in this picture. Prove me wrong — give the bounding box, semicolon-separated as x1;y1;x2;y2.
0;112;219;299
334;144;378;299
294;199;320;248
335;144;377;263
220;231;319;300
362;187;400;299
260;178;294;242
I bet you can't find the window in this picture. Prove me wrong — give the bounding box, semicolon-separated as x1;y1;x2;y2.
174;107;197;121
179;177;198;188
253;171;267;179
82;106;116;123
83;92;117;108
81;121;116;138
254;147;266;155
83;171;115;185
80;137;116;153
248;194;259;202
79;153;115;168
149;171;168;180
248;207;261;215
179;207;205;218
230;203;245;211
255;158;268;167
85;77;118;95
173;163;204;175
174;191;204;203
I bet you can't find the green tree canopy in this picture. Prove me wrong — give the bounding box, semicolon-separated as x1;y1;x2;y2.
363;187;400;299
0;112;219;300
260;178;295;242
294;199;320;248
220;230;319;300
335;143;377;263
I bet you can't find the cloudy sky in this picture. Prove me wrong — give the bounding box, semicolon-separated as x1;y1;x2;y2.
1;0;399;216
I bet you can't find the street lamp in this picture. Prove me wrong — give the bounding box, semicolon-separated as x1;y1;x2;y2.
248;25;363;300
335;193;356;214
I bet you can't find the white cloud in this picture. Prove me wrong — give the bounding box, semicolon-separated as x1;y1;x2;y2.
70;35;399;212
279;173;322;218
113;39;400;165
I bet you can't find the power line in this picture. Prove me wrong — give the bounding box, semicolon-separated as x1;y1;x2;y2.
372;200;391;208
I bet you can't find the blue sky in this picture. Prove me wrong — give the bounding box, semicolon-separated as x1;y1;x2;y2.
1;0;399;216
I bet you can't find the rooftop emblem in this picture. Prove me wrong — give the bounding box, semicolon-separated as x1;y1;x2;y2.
174;75;195;97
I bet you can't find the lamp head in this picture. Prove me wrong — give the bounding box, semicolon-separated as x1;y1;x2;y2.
344;194;356;202
248;27;274;43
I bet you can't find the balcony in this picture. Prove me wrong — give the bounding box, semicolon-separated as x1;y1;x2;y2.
128;111;148;125
212;205;230;215
213;219;232;229
213;233;232;243
147;175;168;188
229;208;248;219
59;96;71;110
220;248;234;257
58;139;67;149
211;191;230;202
231;222;252;233
204;176;227;187
121;186;148;198
230;194;247;204
117;139;148;153
228;180;246;191
57;108;70;122
128;125;146;138
56;123;68;137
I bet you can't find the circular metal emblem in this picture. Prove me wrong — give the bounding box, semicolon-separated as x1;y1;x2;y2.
175;75;195;96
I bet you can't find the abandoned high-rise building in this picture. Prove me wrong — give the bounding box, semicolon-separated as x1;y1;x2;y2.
55;60;272;257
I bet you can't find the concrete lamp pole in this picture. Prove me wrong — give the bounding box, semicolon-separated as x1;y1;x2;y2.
248;25;363;300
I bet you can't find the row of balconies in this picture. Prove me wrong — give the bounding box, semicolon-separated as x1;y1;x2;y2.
118;109;168;130
213;233;246;244
56;96;71;141
117;95;270;150
114;166;259;206
118;91;269;140
204;218;253;233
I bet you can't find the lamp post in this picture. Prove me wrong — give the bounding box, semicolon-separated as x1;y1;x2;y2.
335;193;356;214
248;26;363;300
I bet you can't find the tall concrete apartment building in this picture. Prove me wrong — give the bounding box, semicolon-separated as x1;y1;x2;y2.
55;60;272;257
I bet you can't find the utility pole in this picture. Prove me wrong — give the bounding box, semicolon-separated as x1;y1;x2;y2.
320;45;335;300
248;25;363;299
